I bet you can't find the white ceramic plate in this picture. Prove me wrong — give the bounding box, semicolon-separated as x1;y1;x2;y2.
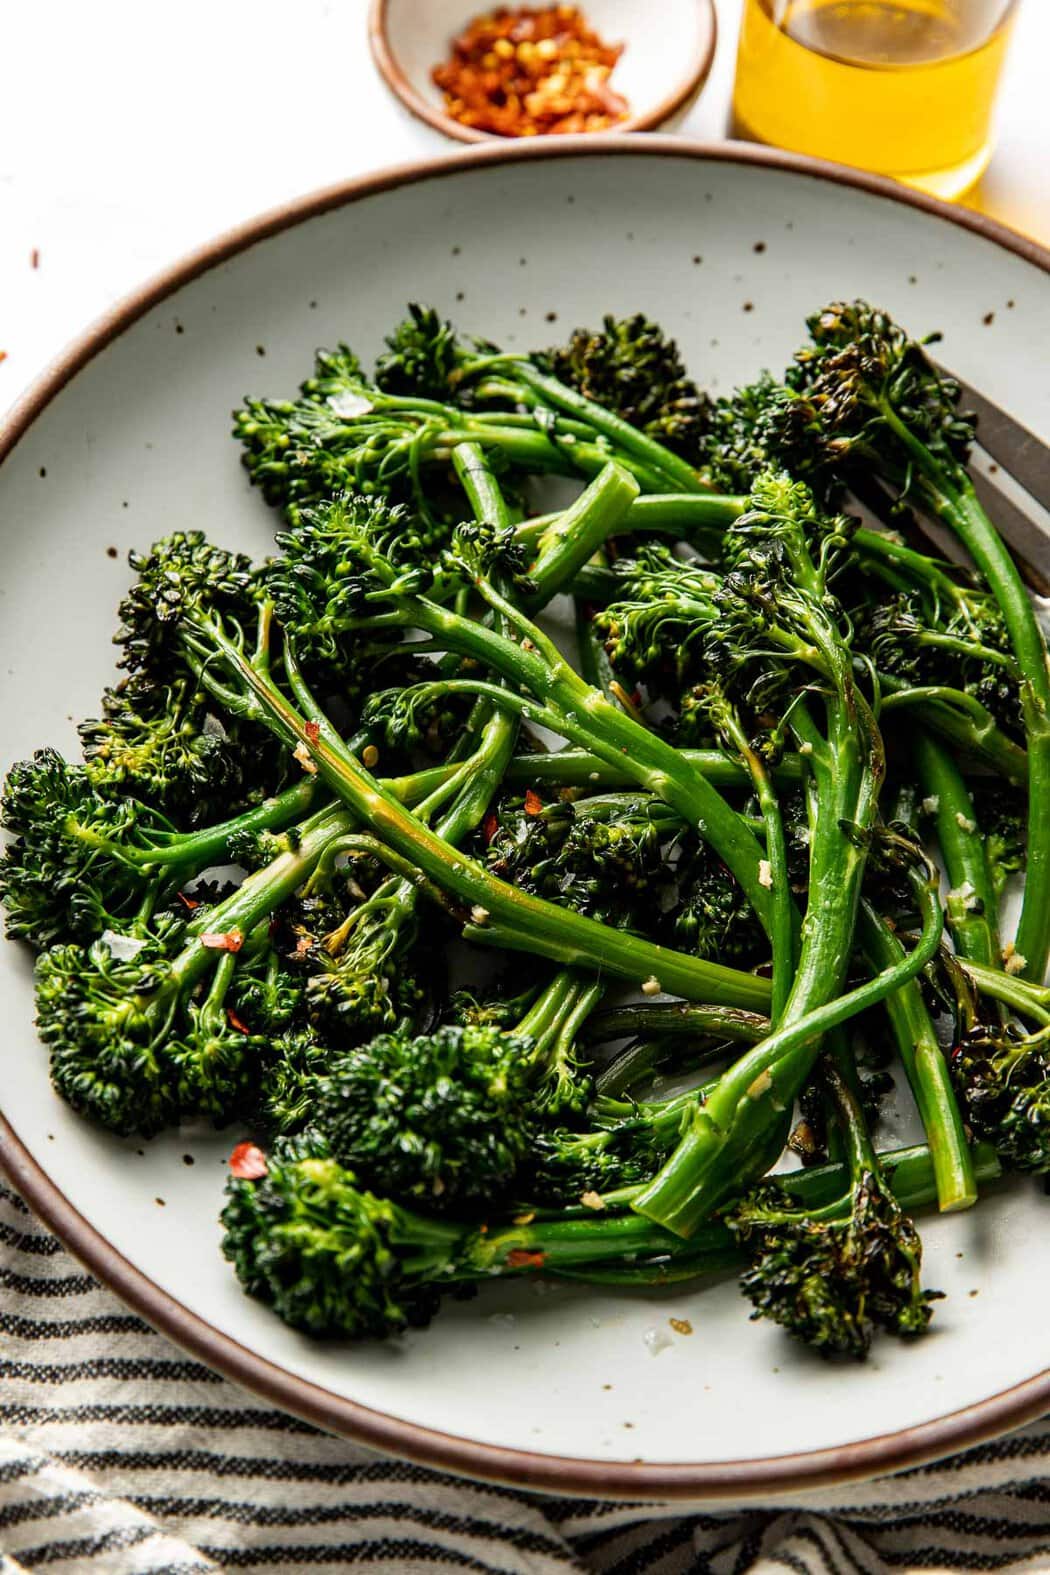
1;140;1048;1502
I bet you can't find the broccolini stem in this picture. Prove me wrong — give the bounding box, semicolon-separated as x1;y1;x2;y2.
631;854;943;1237
460;356;706;494
858;901;977;1213
166;803;354;1001
401;582;774;933
515;968;586;1050
192;626;772;1010
715;702;797;1022
584;1001;768;1047
883;403;1050;979
878;679;1028;784
549;1141;1002;1284
912;731;1002;971
451;441;514;532
524;463;639;607
385;745;806;801
432;424;674;494
955;958;1050;1026
516;492;747;552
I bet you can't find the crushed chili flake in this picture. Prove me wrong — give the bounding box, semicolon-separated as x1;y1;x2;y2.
483;810;499;844
0;352;7;366
176;891;200;911
30;248;40;269
199;927;244;953
524;788;544;816
303;720;321;744
507;1248;546;1268
432;6;629;139
229;1142;268;1179
226;1007;251;1035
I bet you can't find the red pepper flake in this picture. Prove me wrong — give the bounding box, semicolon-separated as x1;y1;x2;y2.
432;5;629;139
229;1142;268;1179
226;1008;251;1035
303;720;321;744
507;1248;546;1269
200;928;244;953
176;891;200;912
30;248;40;269
483;811;499;844
524;788;544;817
0;352;7;366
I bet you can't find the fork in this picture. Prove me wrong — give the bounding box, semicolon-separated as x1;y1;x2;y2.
852;372;1050;597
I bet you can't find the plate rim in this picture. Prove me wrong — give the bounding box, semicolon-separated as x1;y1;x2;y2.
2;134;1049;1501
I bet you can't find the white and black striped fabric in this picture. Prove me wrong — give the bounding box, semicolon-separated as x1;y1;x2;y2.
1;1179;1048;1575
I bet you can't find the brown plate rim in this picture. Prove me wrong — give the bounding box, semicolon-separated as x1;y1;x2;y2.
1;135;1049;1500
366;0;718;144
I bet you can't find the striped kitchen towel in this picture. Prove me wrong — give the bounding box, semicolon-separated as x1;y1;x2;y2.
0;1178;1048;1575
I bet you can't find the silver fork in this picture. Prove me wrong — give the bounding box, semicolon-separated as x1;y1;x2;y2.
852;373;1050;597
949;371;1050;596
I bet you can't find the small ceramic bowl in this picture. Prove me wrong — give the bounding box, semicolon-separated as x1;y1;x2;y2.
369;0;717;143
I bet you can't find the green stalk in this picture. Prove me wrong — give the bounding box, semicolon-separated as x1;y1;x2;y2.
715;703;797;1021
884;407;1050;978
460;356;706;494
164;803;353;1005
858;901;976;1212
955;958;1050;1026
548;1141;1002;1284
912;730;1001;970
516;492;747;551
395;579;774;934
385;746;805;802
73;775;322;880
191;627;772;1011
585;1001;769;1046
631;854;943;1237
525;464;639;607
433;423;675;494
878;678;1028;784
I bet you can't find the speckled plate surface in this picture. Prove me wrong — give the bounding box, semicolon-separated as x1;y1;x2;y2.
1;140;1049;1501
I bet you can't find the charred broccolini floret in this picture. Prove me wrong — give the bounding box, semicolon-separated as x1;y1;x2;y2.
304;968;601;1211
33;805;347;1135
946;960;1050;1174
0;748;319;949
479;787;675;933
534;312;710;464
79;532;287;820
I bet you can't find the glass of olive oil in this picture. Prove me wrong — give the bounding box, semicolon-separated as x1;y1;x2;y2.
731;0;1019;200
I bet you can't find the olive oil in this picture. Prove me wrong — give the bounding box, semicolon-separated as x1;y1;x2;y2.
732;0;1018;199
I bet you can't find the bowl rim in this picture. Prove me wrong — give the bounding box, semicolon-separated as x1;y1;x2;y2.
366;0;718;143
2;135;1049;1501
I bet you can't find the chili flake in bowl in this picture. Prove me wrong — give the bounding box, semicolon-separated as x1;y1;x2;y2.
369;0;717;144
433;6;628;138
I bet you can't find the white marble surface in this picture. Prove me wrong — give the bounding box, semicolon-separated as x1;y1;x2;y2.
0;0;1045;420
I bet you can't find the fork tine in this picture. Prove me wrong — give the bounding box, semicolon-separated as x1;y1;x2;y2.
969;470;1050;596
849;456;1050;596
949;369;1050;516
